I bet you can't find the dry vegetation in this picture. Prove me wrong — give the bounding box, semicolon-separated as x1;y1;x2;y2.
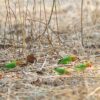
0;0;100;100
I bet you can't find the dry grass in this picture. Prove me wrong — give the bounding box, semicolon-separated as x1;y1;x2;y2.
0;0;100;100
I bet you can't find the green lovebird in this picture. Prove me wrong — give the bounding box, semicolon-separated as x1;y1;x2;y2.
75;61;92;72
58;55;78;64
5;61;16;69
54;67;70;75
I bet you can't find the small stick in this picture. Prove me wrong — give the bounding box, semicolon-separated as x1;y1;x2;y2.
39;56;47;71
87;87;100;97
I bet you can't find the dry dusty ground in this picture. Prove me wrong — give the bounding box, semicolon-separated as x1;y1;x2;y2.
0;33;100;100
0;0;100;100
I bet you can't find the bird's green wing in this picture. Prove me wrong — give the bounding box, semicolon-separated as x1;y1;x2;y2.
75;64;87;72
58;56;72;64
5;61;16;69
54;67;66;75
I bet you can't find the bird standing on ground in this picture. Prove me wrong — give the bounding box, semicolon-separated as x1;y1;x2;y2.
58;55;78;64
54;67;70;75
75;61;92;72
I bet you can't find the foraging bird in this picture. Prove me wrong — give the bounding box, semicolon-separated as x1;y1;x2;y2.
5;61;16;69
58;55;78;64
16;59;27;67
75;61;92;72
54;67;70;75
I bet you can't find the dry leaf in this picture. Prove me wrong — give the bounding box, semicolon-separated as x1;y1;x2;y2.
0;73;3;79
27;54;37;63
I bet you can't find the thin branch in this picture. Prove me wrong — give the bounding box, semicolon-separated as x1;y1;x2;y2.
81;0;84;47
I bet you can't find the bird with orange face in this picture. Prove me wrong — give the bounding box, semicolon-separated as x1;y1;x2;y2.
75;61;92;72
58;55;78;64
